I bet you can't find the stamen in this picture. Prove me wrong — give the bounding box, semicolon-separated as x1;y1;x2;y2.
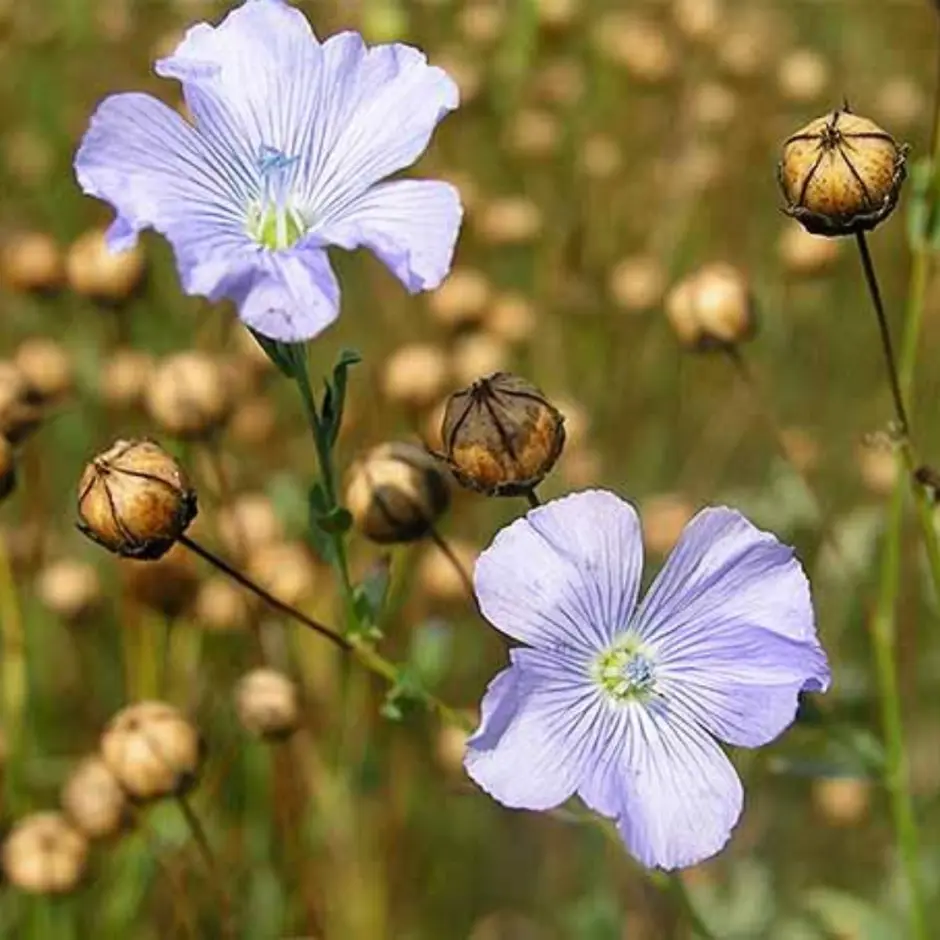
248;145;305;250
593;637;658;704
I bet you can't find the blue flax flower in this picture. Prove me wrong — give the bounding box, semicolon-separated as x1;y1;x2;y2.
74;0;461;342
464;490;830;870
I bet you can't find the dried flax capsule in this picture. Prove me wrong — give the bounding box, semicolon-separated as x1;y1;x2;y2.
61;756;130;839
1;813;88;894
778;107;907;236
440;372;565;496
77;438;197;559
234;668;300;740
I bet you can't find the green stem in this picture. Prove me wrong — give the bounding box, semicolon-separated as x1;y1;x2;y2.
666;873;718;940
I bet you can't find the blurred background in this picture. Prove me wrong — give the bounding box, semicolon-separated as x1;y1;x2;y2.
2;0;940;937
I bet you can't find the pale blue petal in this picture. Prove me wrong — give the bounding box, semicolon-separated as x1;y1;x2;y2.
316;180;461;291
156;0;321;162
464;648;603;811
580;700;744;870
633;507;829;748
474;490;645;655
74;92;253;296
216;246;340;343
301;33;459;219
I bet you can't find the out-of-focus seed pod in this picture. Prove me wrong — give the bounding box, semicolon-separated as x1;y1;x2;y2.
536;0;577;30
665;263;755;350
440;372;565;496
505;109;562;160
99;348;155;410
457;2;504;45
145;352;231;439
451;335;510;388
193;575;255;632
234;668;301;739
534;58;585;107
247;540;319;607
228;396;277;448
435;723;470;774
14;338;73;402
592;14;677;84
65;228;145;303
0;232;64;293
1;812;88;894
77;438;197;560
0;434;15;503
0;361;42;443
216;492;283;559
484;292;537;344
431;50;482;104
100;701;203;802
776;49;829;104
858;441;898;496
123;543;200;617
559;446;603;489
642;493;695;555
36;558;101;624
689;81;737;130
779;427;821;474
778;108;907;237
552;397;589;450
715;14;775;81
427;268;491;331
671;0;722;44
875;77;925;130
417;539;478;603
578;134;622;180
2;128;55;187
812;776;872;826
382;343;450;410
346;442;450;544
61;755;129;839
609;255;666;313
777;220;842;276
476;196;543;246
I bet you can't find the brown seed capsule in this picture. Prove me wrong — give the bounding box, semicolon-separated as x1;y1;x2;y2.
346;442;450;544
0;361;42;443
609;255;667;313
484;292;537;345
0;232;64;293
234;668;301;739
100;701;203;802
61;755;130;839
778;108;908;237
0;434;15;503
65;228;145;303
440;372;565;496
36;558;101;624
665;263;755;350
14;338;73;402
77;438;198;560
145;352;231;439
1;812;88;894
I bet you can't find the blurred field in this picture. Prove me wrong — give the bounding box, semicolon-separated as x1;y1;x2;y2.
2;0;940;937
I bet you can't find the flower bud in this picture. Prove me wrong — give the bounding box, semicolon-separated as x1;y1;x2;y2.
66;227;145;303
778;107;907;236
77;438;197;559
0;434;15;503
145;352;231;439
1;812;88;894
0;361;42;443
61;755;129;839
346;442;450;544
665;263;755;350
234;668;301;740
440;372;565;496
100;701;203;802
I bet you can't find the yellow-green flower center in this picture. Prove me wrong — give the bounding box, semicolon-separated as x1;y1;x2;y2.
247;145;307;251
593;636;657;704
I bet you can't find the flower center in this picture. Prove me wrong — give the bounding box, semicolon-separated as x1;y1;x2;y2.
592;636;658;704
247;145;306;250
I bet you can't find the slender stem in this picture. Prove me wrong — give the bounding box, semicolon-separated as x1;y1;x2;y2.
175;794;234;938
429;527;475;602
854;231;910;437
666;874;718;940
178;535;468;727
525;488;541;508
0;531;25;811
179;535;351;653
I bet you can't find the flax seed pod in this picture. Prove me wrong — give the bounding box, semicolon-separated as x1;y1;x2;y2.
382;343;451;410
36;558;101;624
14;338;74;403
61;755;130;839
1;813;88;894
66;227;145;303
234;668;301;739
145;352;231;439
0;231;64;293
